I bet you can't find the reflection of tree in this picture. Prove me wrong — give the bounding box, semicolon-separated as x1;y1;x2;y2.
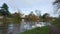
9;32;12;34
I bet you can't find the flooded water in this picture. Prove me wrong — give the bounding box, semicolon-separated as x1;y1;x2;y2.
0;22;47;34
8;22;46;34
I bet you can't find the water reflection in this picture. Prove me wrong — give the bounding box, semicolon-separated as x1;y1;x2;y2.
0;22;47;34
0;30;2;34
20;22;47;32
7;23;14;34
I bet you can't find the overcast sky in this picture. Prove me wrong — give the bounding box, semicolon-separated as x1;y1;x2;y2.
0;0;57;16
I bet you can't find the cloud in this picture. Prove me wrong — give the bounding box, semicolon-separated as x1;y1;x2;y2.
19;0;45;5
0;0;55;15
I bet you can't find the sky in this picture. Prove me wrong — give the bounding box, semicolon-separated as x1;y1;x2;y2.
0;0;58;17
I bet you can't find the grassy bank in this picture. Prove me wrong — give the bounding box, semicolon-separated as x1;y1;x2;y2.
20;26;50;34
52;18;60;28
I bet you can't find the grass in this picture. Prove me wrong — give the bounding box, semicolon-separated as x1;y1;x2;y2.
20;26;50;34
52;22;60;28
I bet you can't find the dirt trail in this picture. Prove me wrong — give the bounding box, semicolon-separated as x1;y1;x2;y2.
49;25;60;34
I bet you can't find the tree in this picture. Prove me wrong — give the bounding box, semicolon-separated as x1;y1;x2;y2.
0;3;10;16
51;16;60;27
53;0;60;27
35;10;41;18
53;0;60;4
11;12;22;34
53;0;60;15
28;11;39;22
25;11;39;26
12;12;22;24
42;13;50;22
0;3;10;34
